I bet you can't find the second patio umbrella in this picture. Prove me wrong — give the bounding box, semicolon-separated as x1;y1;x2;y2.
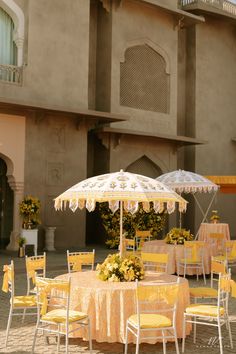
54;169;187;257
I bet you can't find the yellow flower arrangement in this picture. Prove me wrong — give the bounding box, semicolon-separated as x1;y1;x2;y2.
210;210;220;223
19;195;41;229
96;253;145;282
165;227;194;245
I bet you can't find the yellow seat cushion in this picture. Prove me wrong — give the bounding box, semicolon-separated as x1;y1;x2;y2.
189;287;218;298
12;295;37;307
128;314;172;329
42;309;88;323
180;258;201;264
185;304;224;317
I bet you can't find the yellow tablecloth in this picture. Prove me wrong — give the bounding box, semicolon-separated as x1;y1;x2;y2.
56;271;190;343
198;223;230;242
142;240;214;275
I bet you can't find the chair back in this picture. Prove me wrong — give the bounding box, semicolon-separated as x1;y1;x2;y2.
141;252;168;273
184;241;205;262
136;278;180;326
210;256;227;288
25;253;46;294
35;276;70;317
209;233;224;254
135;230;151;250
2;260;15;299
125;238;135;252
225;240;236;259
218;270;231;314
67;249;95;273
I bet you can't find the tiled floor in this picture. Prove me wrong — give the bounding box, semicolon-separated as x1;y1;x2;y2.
0;246;236;354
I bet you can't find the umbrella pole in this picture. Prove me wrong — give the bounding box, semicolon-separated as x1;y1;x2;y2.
120;200;124;258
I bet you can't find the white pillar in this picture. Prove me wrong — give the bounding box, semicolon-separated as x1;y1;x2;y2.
45;226;56;251
6;180;24;251
14;36;24;67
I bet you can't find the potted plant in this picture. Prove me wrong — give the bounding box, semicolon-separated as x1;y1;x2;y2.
19;195;41;229
210;210;220;224
18;236;26;257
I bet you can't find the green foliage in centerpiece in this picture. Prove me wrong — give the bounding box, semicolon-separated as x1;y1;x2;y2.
96;253;145;282
165;227;194;245
99;202;167;248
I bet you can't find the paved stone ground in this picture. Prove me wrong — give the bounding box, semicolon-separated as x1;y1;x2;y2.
0;246;236;354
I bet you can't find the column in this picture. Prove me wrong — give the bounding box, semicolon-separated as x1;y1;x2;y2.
6;180;24;251
45;226;56;251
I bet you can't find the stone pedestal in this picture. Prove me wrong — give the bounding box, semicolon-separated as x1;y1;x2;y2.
45;227;56;251
21;229;38;255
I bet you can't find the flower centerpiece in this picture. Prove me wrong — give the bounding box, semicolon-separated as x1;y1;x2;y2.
210;210;220;224
19;195;41;229
96;253;145;282
165;227;194;245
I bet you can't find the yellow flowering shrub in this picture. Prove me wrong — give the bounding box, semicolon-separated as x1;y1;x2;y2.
19;195;41;229
99;202;167;249
165;227;194;245
96;253;145;282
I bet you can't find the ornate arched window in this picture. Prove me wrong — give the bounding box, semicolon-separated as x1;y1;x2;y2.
120;44;170;113
0;7;16;65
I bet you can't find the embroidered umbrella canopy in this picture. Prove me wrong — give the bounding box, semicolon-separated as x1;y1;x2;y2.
55;169;187;257
156;170;219;234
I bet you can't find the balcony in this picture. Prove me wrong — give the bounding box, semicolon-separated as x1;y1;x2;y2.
180;0;236;17
0;64;22;85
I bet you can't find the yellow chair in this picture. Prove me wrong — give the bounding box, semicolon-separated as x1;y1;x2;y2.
135;230;152;250
32;276;92;354
177;241;206;284
125;238;136;252
182;271;233;354
67;249;95;273
189;257;227;302
209;233;224;255
25;252;46;294
124;278;180;354
2;261;37;348
214;240;236;270
141;252;169;273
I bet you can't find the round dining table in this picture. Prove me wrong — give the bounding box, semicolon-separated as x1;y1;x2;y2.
56;270;191;343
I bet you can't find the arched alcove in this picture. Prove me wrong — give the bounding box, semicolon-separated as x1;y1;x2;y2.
0;158;13;248
126;155;162;178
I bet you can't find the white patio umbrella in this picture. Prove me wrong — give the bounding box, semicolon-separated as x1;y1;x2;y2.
54;169;187;257
156;170;219;236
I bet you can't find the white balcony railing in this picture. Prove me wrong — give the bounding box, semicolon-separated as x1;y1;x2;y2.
180;0;236;16
0;64;22;85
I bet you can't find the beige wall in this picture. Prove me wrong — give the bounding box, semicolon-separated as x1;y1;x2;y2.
110;0;178;135
23;113;88;249
193;18;236;236
0;113;25;182
0;0;90;110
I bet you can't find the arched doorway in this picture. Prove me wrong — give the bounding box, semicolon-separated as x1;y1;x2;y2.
0;158;13;248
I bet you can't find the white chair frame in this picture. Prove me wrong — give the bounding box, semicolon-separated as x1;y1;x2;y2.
141;252;169;273
125;278;180;354
67;249;95;273
4;260;37;348
182;271;233;354
32;276;92;354
177;241;206;284
25;252;46;295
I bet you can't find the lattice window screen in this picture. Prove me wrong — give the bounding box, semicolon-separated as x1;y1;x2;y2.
120;44;170;113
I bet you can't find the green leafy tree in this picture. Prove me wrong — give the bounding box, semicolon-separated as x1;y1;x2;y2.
99;202;167;248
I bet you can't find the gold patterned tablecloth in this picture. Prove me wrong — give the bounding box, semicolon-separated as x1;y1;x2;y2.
56;271;190;343
198;223;230;242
